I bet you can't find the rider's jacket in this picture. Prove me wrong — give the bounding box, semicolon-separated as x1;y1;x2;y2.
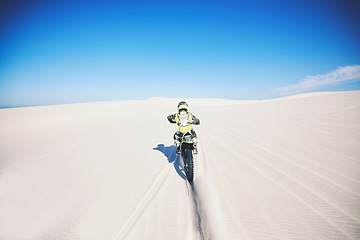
167;113;200;134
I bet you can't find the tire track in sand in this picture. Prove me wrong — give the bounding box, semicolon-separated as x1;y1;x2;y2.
187;181;206;240
112;164;172;240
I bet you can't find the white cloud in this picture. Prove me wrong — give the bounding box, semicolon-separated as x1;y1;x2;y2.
274;65;360;96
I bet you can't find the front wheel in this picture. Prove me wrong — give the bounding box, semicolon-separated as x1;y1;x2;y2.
183;148;194;182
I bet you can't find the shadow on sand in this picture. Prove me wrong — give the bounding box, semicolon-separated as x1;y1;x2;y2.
153;144;186;180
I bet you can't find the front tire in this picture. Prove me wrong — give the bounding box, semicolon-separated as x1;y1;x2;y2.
184;148;194;182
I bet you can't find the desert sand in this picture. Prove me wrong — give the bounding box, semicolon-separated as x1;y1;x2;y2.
0;91;359;239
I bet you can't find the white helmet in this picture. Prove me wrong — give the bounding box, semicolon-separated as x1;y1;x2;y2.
177;101;188;113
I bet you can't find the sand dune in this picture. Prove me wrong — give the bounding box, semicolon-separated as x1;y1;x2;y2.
0;91;359;239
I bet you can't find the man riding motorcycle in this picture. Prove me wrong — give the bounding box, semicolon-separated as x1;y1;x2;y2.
167;101;200;155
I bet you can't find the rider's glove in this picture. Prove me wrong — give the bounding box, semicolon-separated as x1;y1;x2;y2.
191;120;199;125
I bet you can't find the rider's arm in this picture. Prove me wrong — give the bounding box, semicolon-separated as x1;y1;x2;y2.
167;114;177;124
192;115;200;125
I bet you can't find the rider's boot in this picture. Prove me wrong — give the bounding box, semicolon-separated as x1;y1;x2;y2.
174;140;181;155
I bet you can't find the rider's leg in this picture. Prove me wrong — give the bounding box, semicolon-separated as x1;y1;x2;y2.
190;130;198;154
173;131;182;155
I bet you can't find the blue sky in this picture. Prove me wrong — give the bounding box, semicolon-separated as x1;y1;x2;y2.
1;0;359;107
